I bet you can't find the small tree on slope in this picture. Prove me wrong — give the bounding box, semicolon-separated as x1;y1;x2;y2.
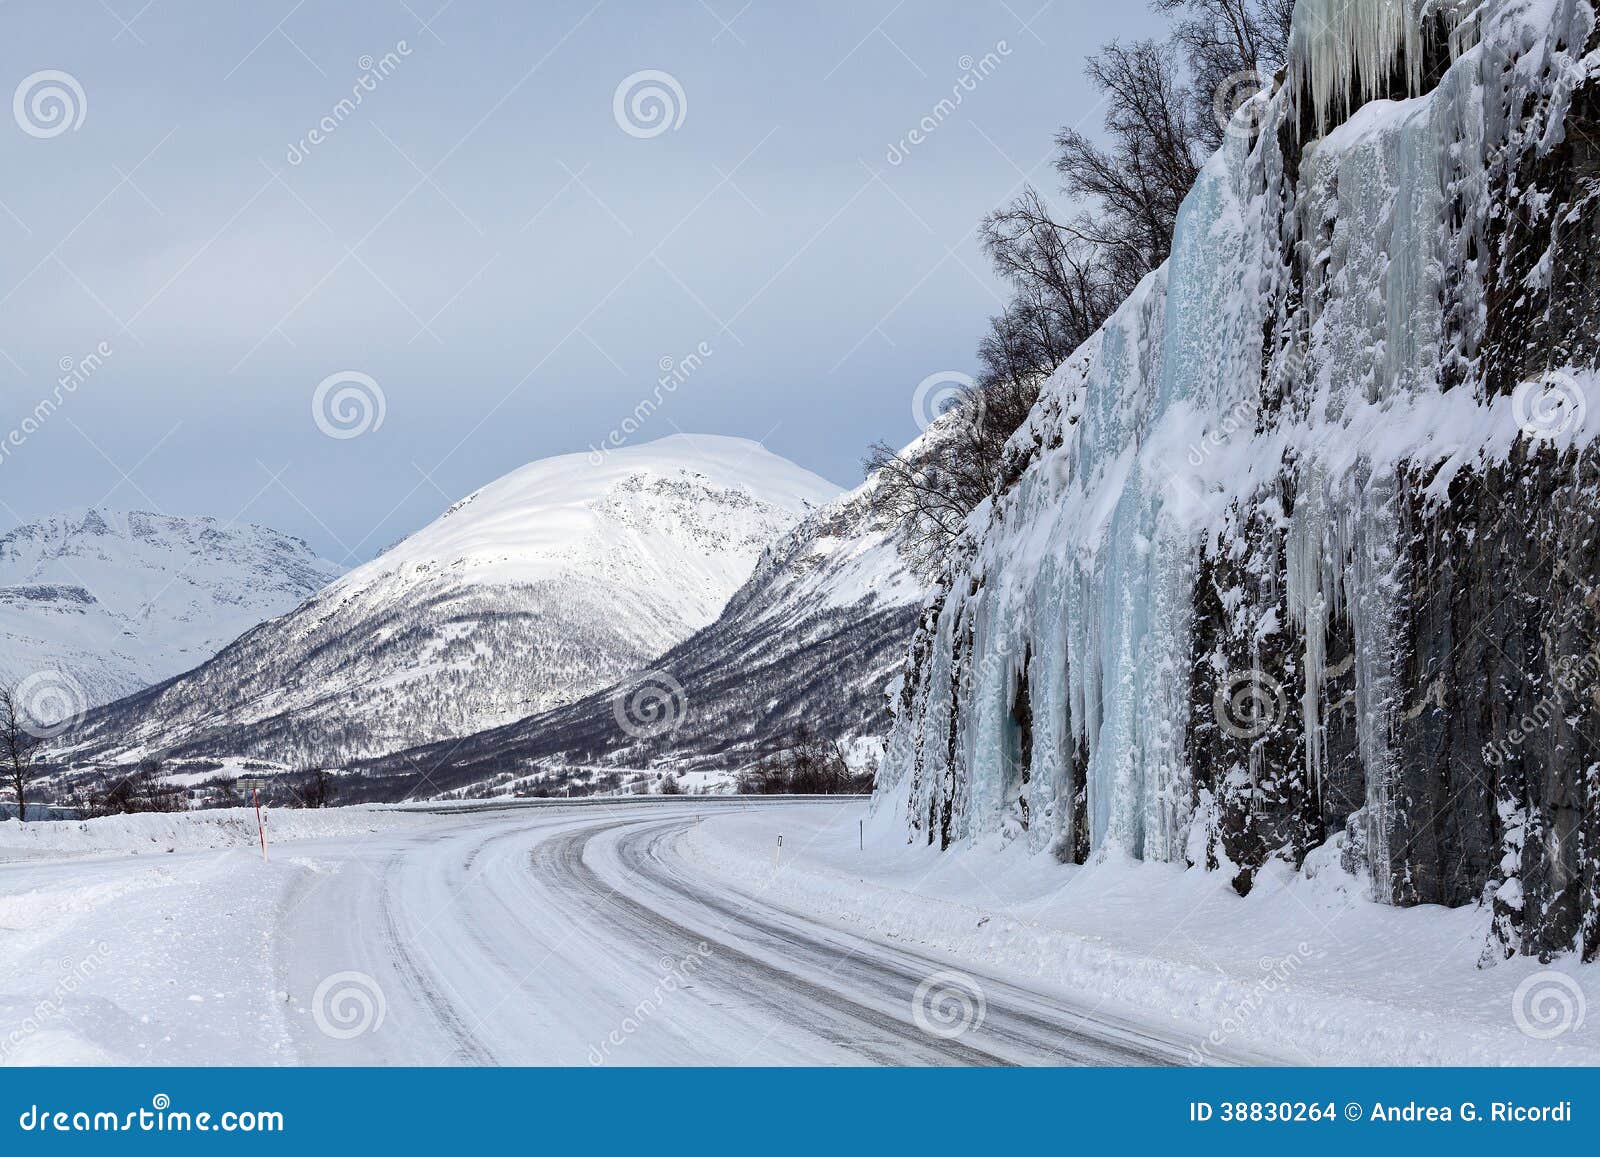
0;686;42;822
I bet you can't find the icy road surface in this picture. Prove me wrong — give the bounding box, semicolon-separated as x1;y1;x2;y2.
0;800;1223;1066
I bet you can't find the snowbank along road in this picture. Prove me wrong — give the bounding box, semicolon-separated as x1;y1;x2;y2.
0;800;1233;1065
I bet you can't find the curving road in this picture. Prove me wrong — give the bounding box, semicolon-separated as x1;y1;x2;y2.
278;801;1226;1066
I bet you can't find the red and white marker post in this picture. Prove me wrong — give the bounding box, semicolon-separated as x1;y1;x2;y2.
254;787;269;862
241;778;269;862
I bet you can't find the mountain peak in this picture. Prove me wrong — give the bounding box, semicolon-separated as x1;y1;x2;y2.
64;439;841;768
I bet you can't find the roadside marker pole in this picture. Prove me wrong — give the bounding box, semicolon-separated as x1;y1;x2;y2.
860;819;863;851
775;833;782;868
254;787;269;863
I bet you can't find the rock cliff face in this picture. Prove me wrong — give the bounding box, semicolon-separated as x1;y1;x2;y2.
877;0;1600;962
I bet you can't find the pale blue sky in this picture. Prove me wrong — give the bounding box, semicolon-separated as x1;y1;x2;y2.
0;0;1160;562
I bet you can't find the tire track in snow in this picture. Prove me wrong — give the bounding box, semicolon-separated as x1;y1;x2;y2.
377;854;499;1065
535;817;1008;1064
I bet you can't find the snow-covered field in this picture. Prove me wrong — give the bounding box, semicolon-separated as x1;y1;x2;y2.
1;799;1593;1066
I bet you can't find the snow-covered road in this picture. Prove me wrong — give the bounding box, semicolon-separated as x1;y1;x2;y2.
0;801;1220;1066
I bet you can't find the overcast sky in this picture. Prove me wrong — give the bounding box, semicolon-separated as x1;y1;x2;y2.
0;0;1160;563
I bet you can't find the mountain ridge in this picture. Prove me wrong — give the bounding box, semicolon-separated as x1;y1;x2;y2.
57;435;840;769
0;507;342;715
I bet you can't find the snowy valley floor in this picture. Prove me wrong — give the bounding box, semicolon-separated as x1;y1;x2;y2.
0;799;1595;1066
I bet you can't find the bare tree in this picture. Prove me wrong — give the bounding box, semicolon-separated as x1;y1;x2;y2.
1154;0;1294;152
864;372;1039;572
979;187;1117;363
82;761;185;817
0;686;42;822
297;768;335;808
738;723;872;795
865;0;1294;573
1055;38;1203;291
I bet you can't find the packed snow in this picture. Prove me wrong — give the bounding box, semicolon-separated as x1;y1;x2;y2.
2;800;1593;1066
685;795;1600;1065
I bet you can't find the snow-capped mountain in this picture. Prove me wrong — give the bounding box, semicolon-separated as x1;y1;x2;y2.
0;509;341;710
62;435;839;767
880;0;1600;963
345;436;937;799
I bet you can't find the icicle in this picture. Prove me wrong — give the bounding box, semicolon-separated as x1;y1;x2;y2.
1285;463;1331;805
1290;0;1481;140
